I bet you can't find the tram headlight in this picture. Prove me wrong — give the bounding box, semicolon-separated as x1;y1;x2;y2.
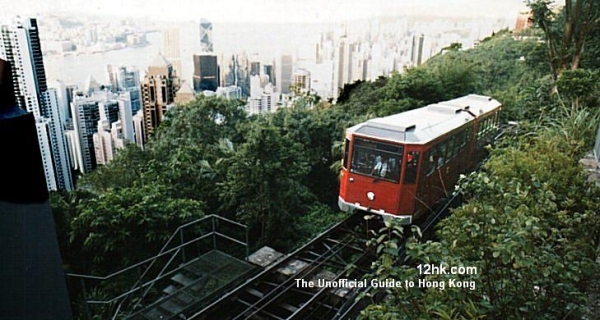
367;192;375;201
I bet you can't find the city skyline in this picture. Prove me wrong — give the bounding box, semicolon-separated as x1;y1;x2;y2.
1;1;533;178
2;0;530;23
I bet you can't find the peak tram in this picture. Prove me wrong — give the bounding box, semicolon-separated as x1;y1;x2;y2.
338;94;501;224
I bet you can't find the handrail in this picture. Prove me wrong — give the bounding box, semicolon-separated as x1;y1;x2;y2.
130;247;182;312
117;214;248;315
66;214;247;281
66;232;214;280
66;214;250;319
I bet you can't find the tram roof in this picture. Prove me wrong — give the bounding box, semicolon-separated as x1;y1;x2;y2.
347;94;501;145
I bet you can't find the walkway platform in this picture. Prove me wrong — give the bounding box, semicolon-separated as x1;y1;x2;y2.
136;250;255;319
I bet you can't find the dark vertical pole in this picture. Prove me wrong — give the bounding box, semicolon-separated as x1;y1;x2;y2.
245;226;249;261
212;216;217;251
180;228;186;263
0;59;73;319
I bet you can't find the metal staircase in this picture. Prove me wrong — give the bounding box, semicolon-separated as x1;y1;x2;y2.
135;250;255;319
66;215;255;319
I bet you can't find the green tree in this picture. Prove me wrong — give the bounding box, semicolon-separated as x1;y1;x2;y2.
218;122;313;248
71;183;205;273
527;0;600;79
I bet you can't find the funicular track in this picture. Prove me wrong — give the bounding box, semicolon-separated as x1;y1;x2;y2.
329;193;463;320
189;211;377;319
190;194;462;320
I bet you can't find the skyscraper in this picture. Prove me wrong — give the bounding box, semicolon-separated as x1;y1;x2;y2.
52;79;71;123
141;54;180;141
117;91;134;143
236;53;250;97
93;119;114;165
115;65;141;113
263;64;274;84
193;54;219;92
411;33;425;66
70;96;100;173
42;89;73;190
163;28;182;75
0;17;73;191
250;61;261;77
275;54;293;95
199;18;213;52
106;64;118;91
132;110;145;149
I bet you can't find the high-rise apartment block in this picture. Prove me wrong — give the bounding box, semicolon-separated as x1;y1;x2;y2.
292;68;311;93
247;83;278;115
115;65;142;114
68;88;140;170
70;95;100;173
141;54;180;141
0;16;73;191
93;119;114;165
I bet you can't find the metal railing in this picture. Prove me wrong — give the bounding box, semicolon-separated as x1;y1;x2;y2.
594;122;600;166
66;214;249;319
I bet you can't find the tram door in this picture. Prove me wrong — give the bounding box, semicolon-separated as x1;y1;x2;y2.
400;150;420;215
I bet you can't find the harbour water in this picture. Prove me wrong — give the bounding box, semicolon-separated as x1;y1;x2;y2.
42;22;326;88
43;32;165;88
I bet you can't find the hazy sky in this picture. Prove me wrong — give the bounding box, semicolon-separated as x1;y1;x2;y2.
1;0;530;22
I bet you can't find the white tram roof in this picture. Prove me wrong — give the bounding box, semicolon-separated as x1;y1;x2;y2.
347;94;501;145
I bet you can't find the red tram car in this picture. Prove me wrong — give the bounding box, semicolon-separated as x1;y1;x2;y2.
338;94;501;224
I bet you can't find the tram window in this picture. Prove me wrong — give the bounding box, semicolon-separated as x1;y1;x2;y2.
448;136;457;159
424;150;435;176
452;135;460;157
350;138;403;182
444;138;452;162
342;139;350;169
404;151;420;184
458;130;466;149
477;118;486;138
438;144;446;167
464;128;471;146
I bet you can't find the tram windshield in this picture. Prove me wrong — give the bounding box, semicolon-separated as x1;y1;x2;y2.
350;138;403;182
